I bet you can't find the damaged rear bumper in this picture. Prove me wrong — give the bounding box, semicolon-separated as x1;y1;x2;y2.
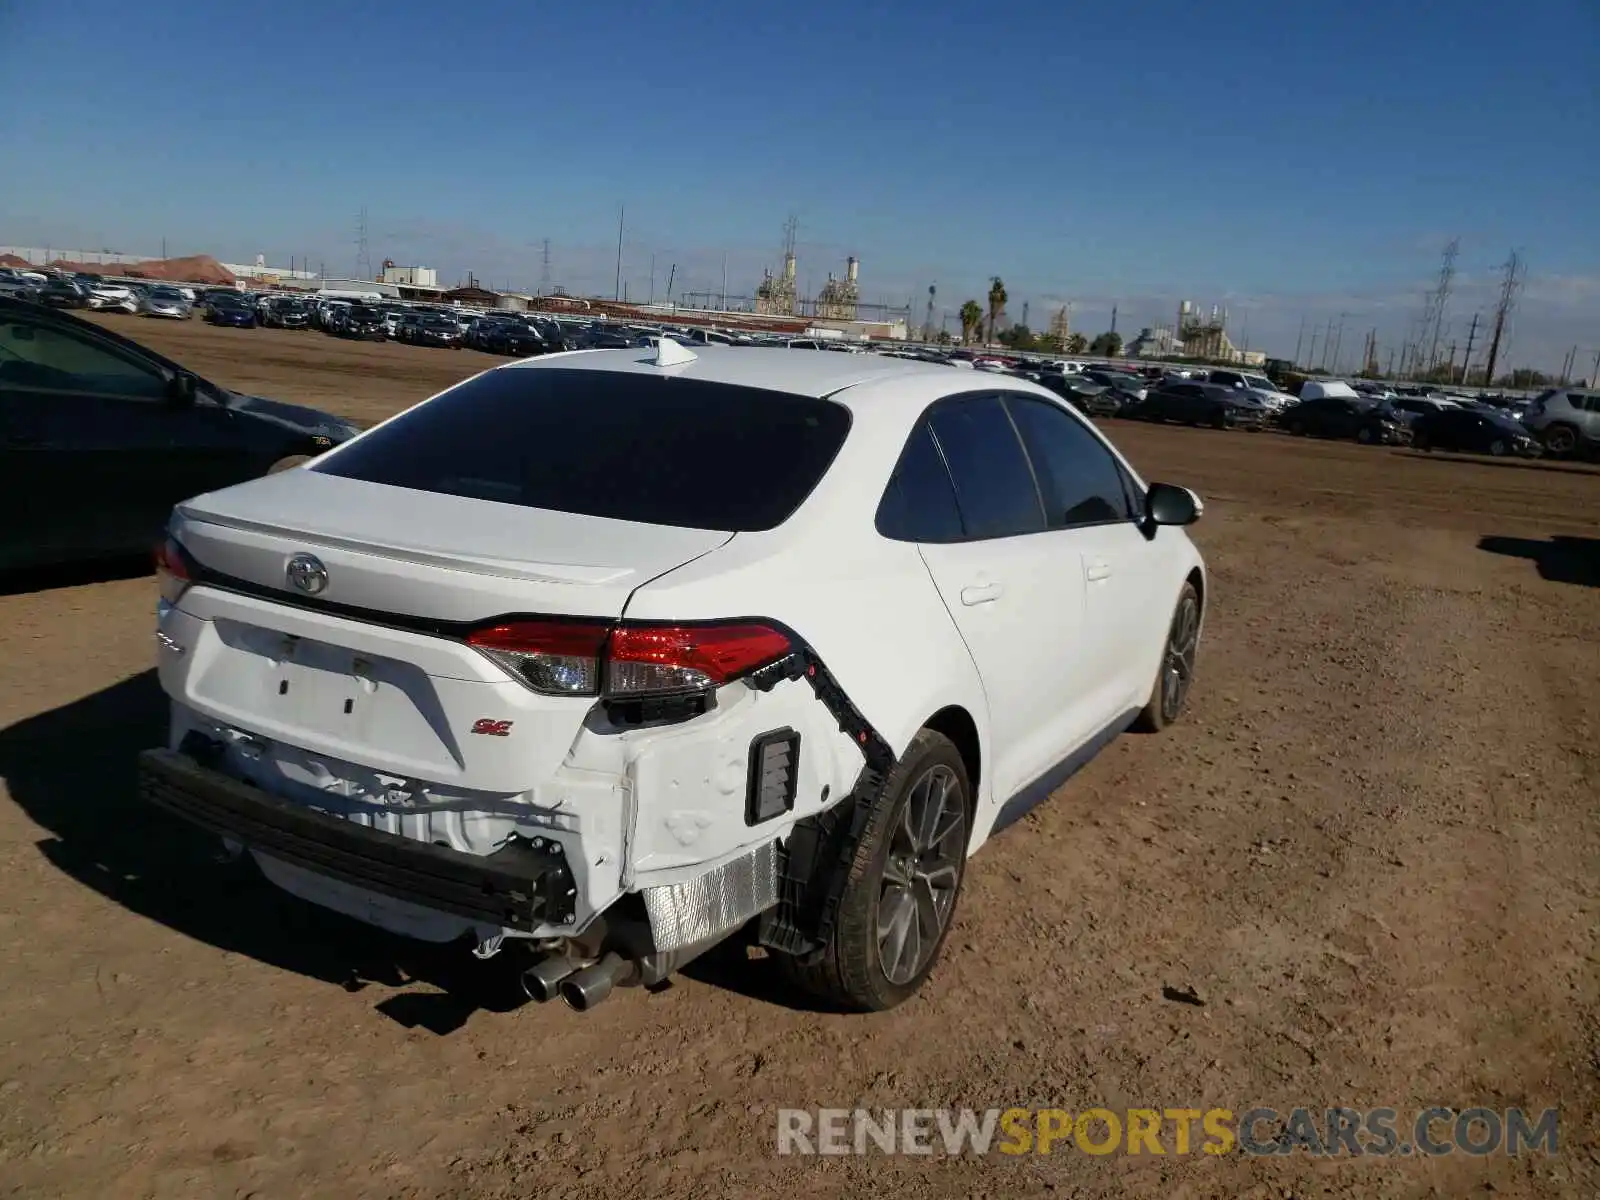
139;747;578;930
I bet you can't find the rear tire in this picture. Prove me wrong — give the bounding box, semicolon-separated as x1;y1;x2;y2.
1134;581;1201;733
1543;424;1578;456
1357;426;1374;444
1488;438;1508;457
779;729;971;1012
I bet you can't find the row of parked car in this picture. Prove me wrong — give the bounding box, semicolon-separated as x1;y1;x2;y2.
7;266;1591;460
973;361;1589;459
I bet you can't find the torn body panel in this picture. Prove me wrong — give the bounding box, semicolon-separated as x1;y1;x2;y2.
155;590;876;962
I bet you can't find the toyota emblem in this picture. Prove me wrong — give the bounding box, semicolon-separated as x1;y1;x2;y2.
286;553;329;596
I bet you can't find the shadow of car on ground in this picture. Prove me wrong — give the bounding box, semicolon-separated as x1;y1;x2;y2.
0;671;543;1033
1478;535;1600;589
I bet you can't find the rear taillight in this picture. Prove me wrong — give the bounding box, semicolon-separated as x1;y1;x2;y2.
608;623;793;696
154;537;191;605
465;619;793;698
466;621;610;696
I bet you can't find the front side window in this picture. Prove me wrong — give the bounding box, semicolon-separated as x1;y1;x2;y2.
0;316;167;399
1005;396;1133;528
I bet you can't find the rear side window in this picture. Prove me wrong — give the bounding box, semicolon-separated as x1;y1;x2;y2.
926;395;1045;539
314;368;852;532
875;422;964;543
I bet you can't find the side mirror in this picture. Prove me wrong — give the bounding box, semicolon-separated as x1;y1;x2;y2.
1145;482;1202;527
167;372;198;408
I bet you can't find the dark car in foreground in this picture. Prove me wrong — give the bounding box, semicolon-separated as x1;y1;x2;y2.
1132;381;1265;430
0;297;361;569
1279;395;1408;444
1409;408;1540;458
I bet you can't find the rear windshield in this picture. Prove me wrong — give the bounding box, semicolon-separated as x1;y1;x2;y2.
313;368;853;531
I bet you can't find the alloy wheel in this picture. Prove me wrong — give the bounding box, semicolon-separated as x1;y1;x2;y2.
877;765;965;986
1161;593;1200;722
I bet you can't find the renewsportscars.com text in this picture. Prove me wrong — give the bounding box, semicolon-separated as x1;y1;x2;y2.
776;1106;1559;1157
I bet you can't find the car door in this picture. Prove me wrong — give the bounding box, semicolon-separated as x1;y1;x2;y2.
1174;384;1209;423
1148;386;1181;421
1004;393;1164;724
1432;410;1471;449
0;310;275;562
1330;399;1361;436
0;308;183;560
901;394;1089;805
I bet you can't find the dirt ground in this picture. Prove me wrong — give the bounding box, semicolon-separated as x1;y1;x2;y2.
2;318;1598;1199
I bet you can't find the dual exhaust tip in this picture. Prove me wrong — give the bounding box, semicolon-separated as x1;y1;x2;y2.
521;951;628;1012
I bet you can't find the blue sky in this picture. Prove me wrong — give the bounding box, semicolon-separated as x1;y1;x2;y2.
1;0;1597;372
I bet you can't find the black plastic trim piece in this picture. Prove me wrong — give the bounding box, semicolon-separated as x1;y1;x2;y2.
745;728;800;826
139;747;578;929
754;647;897;959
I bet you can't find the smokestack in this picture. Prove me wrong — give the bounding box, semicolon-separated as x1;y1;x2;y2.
846;256;859;284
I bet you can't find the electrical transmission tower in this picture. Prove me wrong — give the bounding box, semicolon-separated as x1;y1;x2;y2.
923;284;936;342
1415;238;1459;375
355;207;371;281
1481;251;1524;390
540;239;552;295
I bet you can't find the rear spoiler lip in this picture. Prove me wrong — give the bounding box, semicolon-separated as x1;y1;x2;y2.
170;506;641;586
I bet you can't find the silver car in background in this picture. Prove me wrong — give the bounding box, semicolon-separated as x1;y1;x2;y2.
1521;388;1600;457
140;285;192;319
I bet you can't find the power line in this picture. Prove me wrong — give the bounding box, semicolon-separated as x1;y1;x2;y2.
613;205;625;302
1482;251;1524;388
1459;313;1480;384
1416;237;1459;375
355;206;371;280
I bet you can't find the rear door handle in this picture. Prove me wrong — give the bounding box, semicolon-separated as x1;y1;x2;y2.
1086;559;1113;582
959;583;1002;606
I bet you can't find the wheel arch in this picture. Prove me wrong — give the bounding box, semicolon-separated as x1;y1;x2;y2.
1186;564;1206;617
922;705;981;807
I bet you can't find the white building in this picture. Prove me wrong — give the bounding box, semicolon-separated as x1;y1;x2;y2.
379;264;438;288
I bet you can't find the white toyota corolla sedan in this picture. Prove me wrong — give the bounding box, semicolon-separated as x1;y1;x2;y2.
140;339;1206;1012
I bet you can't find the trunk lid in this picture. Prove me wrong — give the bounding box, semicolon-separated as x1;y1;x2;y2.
172;468;732;623
163;470;731;794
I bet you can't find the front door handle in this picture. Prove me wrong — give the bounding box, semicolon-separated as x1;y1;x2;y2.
1085;559;1113;582
960;583;1002;606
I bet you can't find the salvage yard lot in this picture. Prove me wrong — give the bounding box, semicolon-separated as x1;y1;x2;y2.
1;318;1598;1199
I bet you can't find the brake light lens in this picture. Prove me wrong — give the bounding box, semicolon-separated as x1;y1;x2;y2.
608;623;792;695
466;621;609;695
464;619;792;698
154;537;191;605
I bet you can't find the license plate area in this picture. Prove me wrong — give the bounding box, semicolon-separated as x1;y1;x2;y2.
193;619;462;772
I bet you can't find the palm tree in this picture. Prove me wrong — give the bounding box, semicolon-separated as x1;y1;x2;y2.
1065;332;1089;355
986;277;1007;345
959;300;982;345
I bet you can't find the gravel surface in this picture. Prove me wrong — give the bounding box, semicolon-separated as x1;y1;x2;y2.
1;318;1597;1199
